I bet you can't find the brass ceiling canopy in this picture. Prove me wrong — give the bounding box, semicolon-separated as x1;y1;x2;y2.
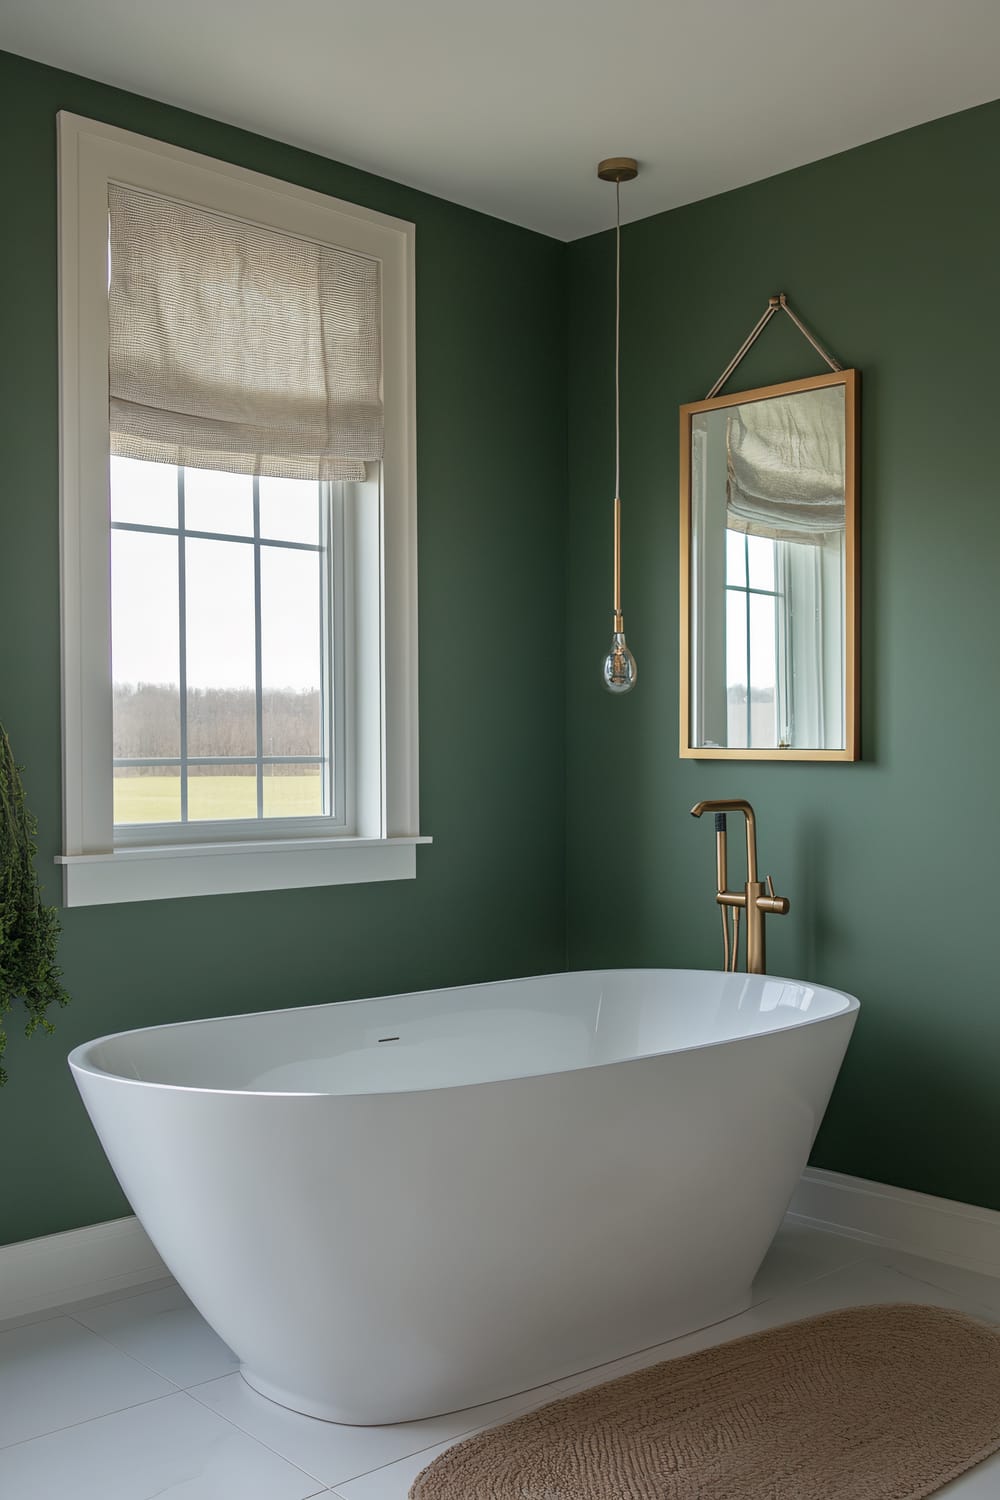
597;157;639;183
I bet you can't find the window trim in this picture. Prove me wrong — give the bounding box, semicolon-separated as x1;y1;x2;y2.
57;113;426;905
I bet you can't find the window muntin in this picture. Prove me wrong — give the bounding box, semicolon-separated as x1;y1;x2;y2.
110;456;343;837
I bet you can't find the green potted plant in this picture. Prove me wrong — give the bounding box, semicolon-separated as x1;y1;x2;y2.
0;723;69;1084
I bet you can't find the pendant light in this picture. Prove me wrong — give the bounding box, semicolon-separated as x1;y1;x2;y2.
599;156;638;694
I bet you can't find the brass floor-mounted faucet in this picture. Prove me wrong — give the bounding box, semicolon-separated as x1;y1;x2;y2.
690;799;789;974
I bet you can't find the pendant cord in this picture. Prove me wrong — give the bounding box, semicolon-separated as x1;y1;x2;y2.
614;180;621;502
597;155;637;678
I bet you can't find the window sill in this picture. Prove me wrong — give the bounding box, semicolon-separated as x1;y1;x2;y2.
55;835;432;907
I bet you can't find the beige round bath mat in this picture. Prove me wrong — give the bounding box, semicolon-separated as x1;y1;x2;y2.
410;1303;1000;1500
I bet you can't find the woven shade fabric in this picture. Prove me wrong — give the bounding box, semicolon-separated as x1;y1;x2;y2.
727;384;845;542
411;1303;1000;1500
108;185;383;482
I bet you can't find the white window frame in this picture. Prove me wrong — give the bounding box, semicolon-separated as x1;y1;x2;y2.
56;113;427;906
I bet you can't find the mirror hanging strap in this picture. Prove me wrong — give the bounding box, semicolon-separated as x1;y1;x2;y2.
706;293;842;399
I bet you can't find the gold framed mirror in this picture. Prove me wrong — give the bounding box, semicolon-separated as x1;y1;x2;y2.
680;369;859;760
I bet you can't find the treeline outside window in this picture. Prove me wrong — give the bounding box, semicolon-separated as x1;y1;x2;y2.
114;685;321;767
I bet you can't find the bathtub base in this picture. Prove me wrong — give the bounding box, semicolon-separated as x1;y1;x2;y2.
239;1285;754;1426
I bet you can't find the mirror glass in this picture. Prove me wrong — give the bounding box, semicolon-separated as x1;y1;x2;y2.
681;372;858;760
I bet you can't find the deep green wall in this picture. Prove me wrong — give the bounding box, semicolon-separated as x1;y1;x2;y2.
0;50;568;1244
567;100;1000;1210
4;43;999;1245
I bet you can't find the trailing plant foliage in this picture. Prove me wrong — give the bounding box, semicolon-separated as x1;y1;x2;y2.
0;724;69;1085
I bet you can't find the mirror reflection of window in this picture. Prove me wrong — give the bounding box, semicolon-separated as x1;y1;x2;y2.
684;375;855;758
722;527;844;751
724;531;782;750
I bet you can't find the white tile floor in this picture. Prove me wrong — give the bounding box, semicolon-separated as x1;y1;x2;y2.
3;1219;1000;1498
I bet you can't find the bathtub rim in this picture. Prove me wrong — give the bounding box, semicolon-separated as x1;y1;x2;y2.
67;967;860;1102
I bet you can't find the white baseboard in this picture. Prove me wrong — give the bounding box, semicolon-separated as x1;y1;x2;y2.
0;1215;168;1320
788;1167;1000;1278
5;1169;1000;1322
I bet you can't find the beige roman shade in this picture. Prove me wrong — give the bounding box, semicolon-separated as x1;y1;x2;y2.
108;185;383;482
726;386;845;542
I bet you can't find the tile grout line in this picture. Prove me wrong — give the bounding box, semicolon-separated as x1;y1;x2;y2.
49;1319;332;1490
747;1252;872;1310
0;1307;64;1337
181;1379;333;1488
871;1256;1000;1319
0;1275;178;1336
183;1376;572;1489
61;1309;188;1391
0;1388;184;1455
0;1383;332;1492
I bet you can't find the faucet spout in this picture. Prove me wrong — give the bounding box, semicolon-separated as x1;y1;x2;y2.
690;798;758;884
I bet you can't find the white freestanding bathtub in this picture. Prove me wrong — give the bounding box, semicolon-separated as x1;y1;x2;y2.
69;968;858;1424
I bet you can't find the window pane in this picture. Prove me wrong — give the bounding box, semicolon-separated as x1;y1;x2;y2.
112;529;180;757
184;466;253;536
259;476;321;545
261;546;322;756
264;765;323;818
725;530;746;587
747;534;776;591
111;466;334;830
726;590;748;749
749;592;778;748
185;537;257;756
110;455;178;528
188;766;257;822
114;766;181;825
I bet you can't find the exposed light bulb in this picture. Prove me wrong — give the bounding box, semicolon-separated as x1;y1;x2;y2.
603;629;637;694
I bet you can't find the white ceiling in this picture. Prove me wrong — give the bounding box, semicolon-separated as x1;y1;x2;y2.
4;0;1000;240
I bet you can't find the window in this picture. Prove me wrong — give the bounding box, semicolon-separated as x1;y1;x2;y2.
111;459;341;835
57;114;425;905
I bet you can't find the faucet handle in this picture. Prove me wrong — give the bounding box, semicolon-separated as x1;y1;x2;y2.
758;875;790;916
